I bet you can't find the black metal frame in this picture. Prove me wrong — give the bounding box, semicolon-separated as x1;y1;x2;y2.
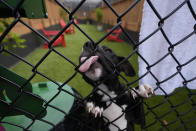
0;0;196;130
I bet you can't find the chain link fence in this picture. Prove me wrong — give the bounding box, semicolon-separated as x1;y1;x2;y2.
0;0;196;131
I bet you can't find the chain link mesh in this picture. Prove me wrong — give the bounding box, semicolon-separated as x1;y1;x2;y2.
0;0;196;130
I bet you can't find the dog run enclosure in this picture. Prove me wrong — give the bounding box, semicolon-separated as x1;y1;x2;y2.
0;0;196;131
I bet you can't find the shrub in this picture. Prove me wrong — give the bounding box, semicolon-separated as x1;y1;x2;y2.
0;18;26;52
95;8;103;24
59;8;68;21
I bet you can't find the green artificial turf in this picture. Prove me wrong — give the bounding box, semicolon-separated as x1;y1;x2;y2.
141;87;196;131
10;24;196;130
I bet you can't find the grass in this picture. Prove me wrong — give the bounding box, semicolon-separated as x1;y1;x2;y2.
142;87;196;131
11;24;196;130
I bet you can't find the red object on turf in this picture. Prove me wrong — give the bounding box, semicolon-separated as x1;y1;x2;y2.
106;28;122;42
60;19;75;34
0;124;6;131
39;24;66;49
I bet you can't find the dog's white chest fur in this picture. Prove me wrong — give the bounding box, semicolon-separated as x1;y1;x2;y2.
98;84;127;131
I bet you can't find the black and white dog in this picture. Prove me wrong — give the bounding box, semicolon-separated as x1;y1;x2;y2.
78;41;154;131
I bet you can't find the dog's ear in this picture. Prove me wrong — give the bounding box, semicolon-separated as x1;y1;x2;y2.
118;56;136;76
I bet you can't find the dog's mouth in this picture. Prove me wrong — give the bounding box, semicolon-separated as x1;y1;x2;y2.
79;55;103;81
79;56;99;72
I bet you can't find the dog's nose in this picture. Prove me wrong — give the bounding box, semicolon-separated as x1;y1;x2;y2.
84;41;94;49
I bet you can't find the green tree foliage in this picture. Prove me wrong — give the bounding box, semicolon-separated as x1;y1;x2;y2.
0;18;26;52
95;8;103;23
59;8;68;21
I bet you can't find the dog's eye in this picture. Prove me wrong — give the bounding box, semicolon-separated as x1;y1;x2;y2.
85;42;90;47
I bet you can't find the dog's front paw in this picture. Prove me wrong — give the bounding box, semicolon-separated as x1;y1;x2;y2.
86;102;103;118
86;102;94;113
92;106;103;118
132;84;154;99
138;84;154;98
